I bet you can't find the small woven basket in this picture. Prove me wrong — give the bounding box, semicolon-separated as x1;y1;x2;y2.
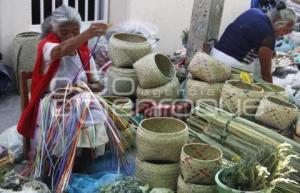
136;77;180;102
108;33;151;68
219;80;264;116
134;53;176;89
189;52;231;83
135;156;180;190
254;83;288;101
102;96;133;115
107;66;138;96
186;79;223;107
177;175;217;193
137;117;189;162
255;96;298;130
180;143;222;185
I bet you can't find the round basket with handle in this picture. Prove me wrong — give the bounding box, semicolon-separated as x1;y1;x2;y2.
219;80;264;116
180;143;223;185
134;53;176;89
188;52;231;83
136;77;180;102
255;96;299;131
136;117;189;162
108;33;152;68
135;156;180;190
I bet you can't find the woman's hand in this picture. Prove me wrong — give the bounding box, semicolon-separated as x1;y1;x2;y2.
84;23;108;39
88;81;103;93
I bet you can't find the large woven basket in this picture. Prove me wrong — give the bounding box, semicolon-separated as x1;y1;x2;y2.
186;79;223;107
137;117;189;162
134;53;176;89
107;66;138;96
12;32;40;92
219;80;264;116
136;77;180;102
189;52;231;83
255;96;298;130
135;156;180;190
180;143;222;185
254;83;288;101
177;175;217;193
108;33;151;68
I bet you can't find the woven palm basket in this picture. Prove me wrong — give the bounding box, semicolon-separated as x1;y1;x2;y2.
107;66;138;96
255;96;299;130
177;175;217;193
136;77;180;102
102;96;133;119
219;80;264;116
137;117;189;162
180;143;222;185
108;33;151;68
134;53;176;89
254;83;289;101
189;52;231;83
186;79;223;107
12;32;40;91
135;156;180;190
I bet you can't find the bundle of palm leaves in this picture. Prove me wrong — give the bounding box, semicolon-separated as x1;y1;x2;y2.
219;144;299;192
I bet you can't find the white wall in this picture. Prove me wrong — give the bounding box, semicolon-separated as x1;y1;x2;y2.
0;0;252;64
219;0;251;36
128;0;194;54
0;0;31;64
108;0;130;24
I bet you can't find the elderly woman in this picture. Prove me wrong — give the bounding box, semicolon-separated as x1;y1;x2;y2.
211;1;295;83
17;5;109;178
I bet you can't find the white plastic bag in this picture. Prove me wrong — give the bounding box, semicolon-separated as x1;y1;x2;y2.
0;125;23;162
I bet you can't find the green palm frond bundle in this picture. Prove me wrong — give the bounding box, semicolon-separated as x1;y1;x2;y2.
219;144;299;192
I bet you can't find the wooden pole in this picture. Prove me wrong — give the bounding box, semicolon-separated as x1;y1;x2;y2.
186;0;225;58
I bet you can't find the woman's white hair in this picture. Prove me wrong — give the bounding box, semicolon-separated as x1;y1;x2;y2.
41;5;82;38
268;4;296;29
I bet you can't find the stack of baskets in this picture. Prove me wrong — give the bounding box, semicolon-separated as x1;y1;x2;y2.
135;117;189;190
177;143;222;193
134;53;179;102
186;52;231;107
107;33;151;97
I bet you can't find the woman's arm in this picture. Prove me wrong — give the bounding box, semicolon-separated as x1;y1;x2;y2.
51;23;107;61
259;46;273;83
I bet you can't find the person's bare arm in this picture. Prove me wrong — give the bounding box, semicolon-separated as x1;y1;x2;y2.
88;82;103;92
51;23;107;61
259;46;273;83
